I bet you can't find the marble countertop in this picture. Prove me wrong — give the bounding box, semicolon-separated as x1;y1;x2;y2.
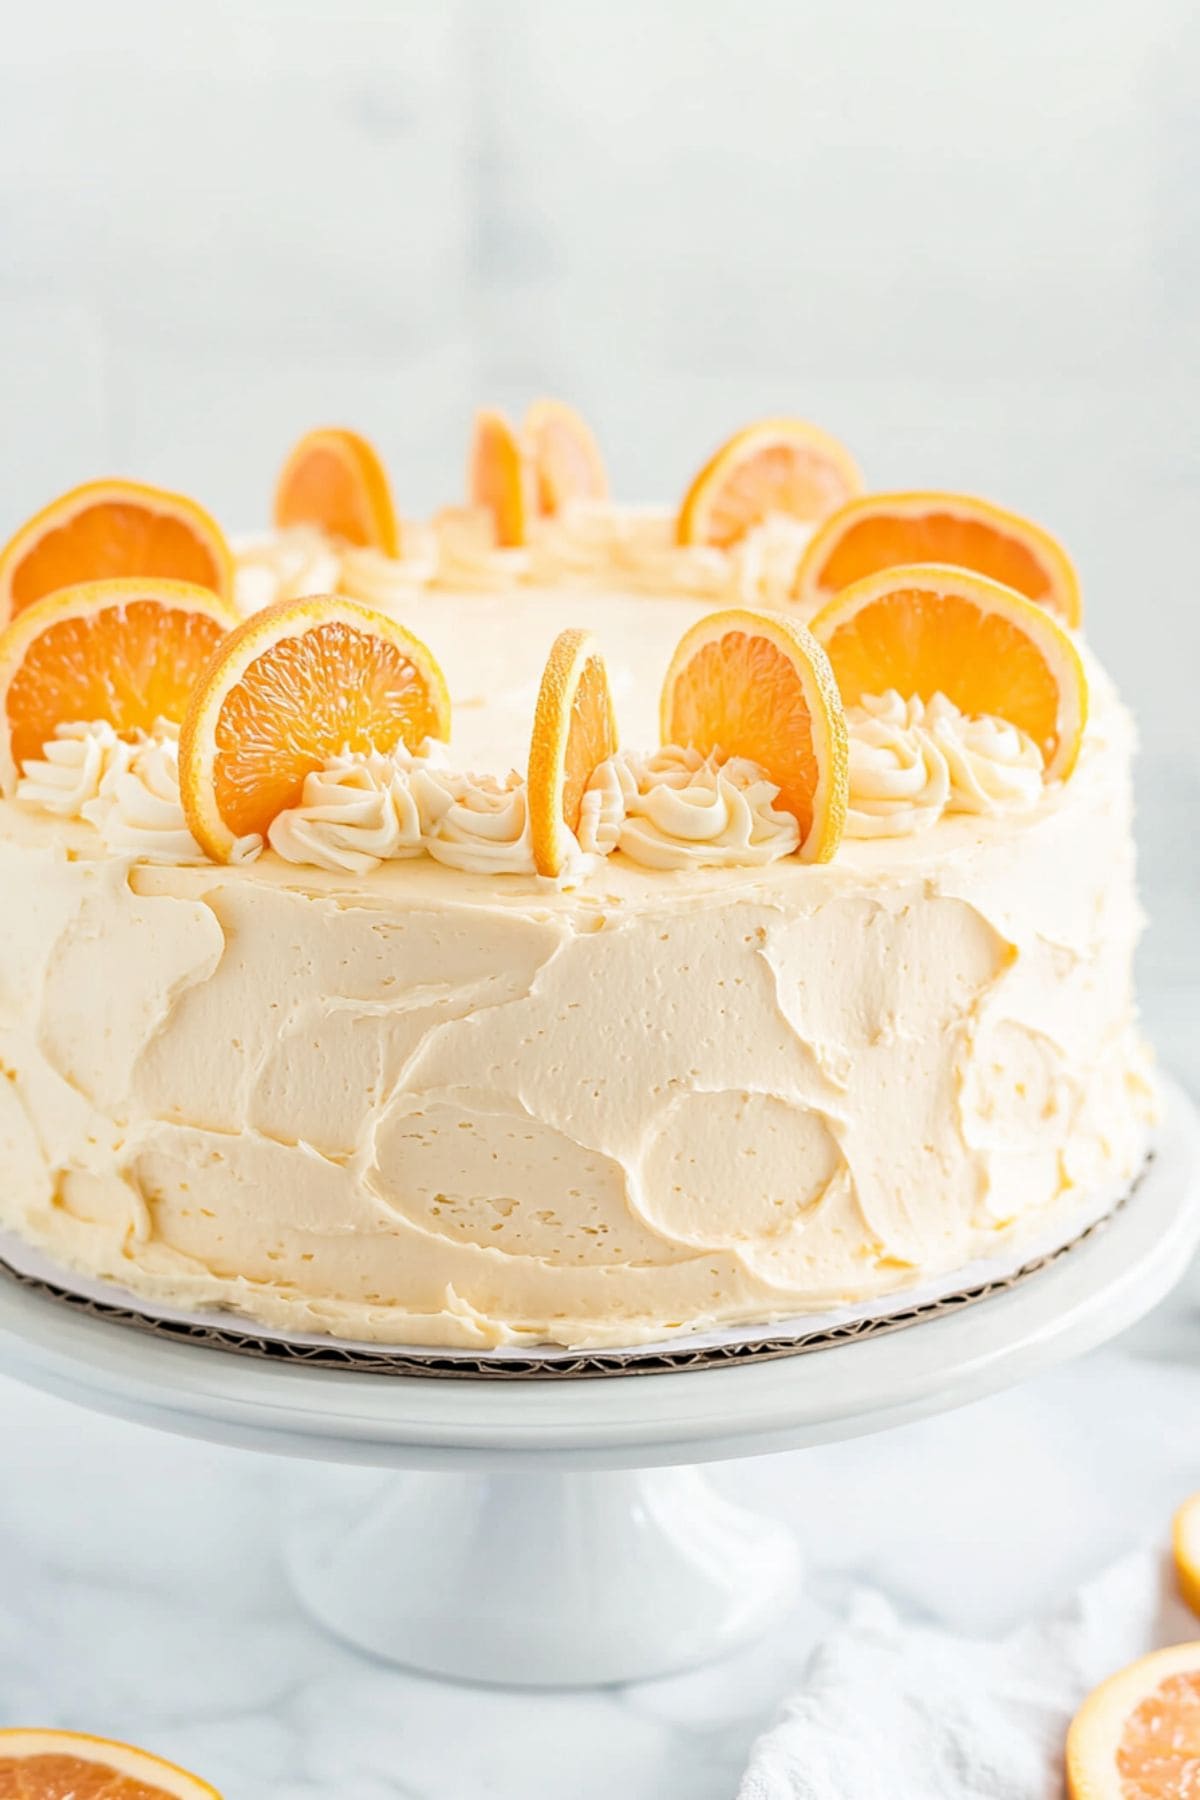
1;1211;1198;1799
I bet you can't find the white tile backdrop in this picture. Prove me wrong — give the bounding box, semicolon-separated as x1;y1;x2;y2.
0;0;1196;1064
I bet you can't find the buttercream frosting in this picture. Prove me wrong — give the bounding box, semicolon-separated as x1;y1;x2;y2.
580;747;800;868
845;691;1045;838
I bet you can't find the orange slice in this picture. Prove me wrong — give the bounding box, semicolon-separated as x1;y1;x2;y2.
660;607;848;862
468;409;529;549
676;418;863;550
0;479;233;624
273;426;400;558
180;594;450;861
528;628;618;877
524;398;609;516
0;577;238;794
1174;1493;1200;1616
1066;1642;1200;1799
811;564;1088;781
0;1727;221;1799
794;490;1082;626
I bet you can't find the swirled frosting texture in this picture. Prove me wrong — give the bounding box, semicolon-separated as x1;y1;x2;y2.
0;644;1155;1348
845;692;1045;838
18;721;205;865
579;748;799;868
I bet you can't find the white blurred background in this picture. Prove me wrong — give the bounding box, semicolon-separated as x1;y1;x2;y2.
1;0;1196;1072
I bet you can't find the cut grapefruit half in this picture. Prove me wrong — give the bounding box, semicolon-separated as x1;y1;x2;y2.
273;426;400;557
0;577;237;793
0;479;233;623
794;490;1082;625
660;606;848;862
811;564;1087;781
676;418;863;550
528;627;618;877
180;594;450;862
1174;1492;1200;1617
0;1727;221;1799
523;398;609;516
1066;1641;1200;1799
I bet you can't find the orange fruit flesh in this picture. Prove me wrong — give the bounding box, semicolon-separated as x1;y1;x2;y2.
212;618;445;840
669;630;821;834
562;653;614;832
699;444;853;550
822;587;1064;758
816;512;1057;607
0;1751;177;1797
1115;1669;1200;1795
11;503;224;615
275;442;389;550
469;414;526;548
527;406;608;516
6;600;229;770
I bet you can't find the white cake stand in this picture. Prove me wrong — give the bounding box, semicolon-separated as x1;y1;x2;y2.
3;1075;1198;1688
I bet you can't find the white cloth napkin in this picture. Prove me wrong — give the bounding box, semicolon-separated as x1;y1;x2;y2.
737;1550;1196;1800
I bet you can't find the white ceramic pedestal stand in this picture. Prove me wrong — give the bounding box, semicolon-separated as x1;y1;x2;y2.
2;1077;1198;1688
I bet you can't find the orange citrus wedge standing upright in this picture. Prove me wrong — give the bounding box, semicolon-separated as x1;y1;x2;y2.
527;627;618;878
180;594;450;862
0;478;233;624
0;1726;221;1799
811;565;1088;781
273;426;400;557
794;490;1082;625
523;399;609;516
660;606;848;863
468;410;530;548
676;418;863;550
0;577;238;793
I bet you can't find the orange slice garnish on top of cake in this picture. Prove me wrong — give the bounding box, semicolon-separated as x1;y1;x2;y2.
180;594;450;862
468;409;530;549
1065;1642;1200;1800
0;577;238;794
528;627;618;878
0;478;233;624
523;398;609;516
0;1726;222;1799
660;607;848;862
273;426;400;557
676;418;864;550
794;490;1082;626
811;564;1087;781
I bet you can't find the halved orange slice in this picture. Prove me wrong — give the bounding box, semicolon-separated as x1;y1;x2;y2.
1066;1642;1200;1799
794;490;1082;625
468;409;530;548
1174;1493;1200;1616
528;628;618;877
0;577;238;794
660;607;848;862
0;1727;221;1799
273;426;400;557
0;479;233;624
811;565;1088;781
524;398;609;516
677;418;863;550
180;594;450;861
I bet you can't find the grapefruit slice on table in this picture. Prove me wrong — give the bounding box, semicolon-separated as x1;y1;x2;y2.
523;398;609;517
0;1727;221;1799
659;606;848;863
811;564;1088;781
1066;1641;1200;1798
527;627;618;878
1174;1492;1200;1617
0;479;233;623
676;418;864;550
0;577;238;793
794;490;1082;625
468;409;530;548
180;594;451;862
273;426;400;558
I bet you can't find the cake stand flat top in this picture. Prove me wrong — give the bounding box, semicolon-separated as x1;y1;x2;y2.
2;1075;1196;1474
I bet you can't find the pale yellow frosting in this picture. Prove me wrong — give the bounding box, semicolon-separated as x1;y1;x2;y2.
0;541;1157;1346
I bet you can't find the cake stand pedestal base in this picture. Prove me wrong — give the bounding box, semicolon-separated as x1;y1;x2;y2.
287;1465;797;1685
